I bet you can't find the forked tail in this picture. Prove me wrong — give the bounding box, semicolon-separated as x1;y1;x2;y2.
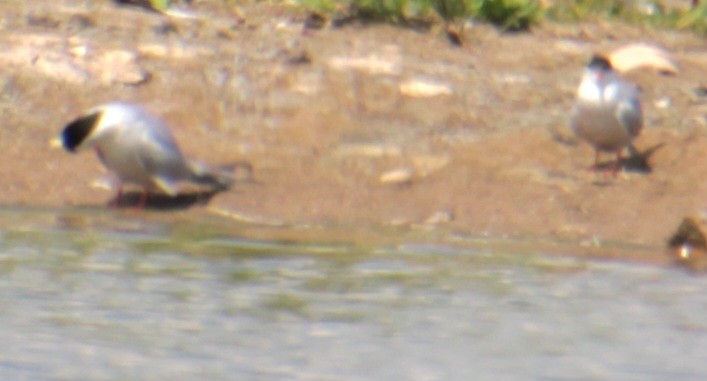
187;160;253;191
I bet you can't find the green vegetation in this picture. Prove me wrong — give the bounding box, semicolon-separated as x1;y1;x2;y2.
293;0;707;33
142;0;705;34
150;0;705;33
547;0;707;34
674;3;707;33
472;0;542;30
298;0;543;30
149;0;169;11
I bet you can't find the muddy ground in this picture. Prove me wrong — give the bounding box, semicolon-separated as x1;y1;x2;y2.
0;0;706;262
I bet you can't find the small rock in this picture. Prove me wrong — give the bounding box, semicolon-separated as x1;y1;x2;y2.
70;44;88;58
494;73;530;85
286;49;312;66
379;168;414;185
328;46;401;75
654;97;671;109
91;49;150;85
667;217;707;272
33;54;89;83
303;12;327;30
399;79;452;97
335;144;401;158
49;137;62;149
67;14;95;31
446;26;463;47
424;210;454;225
152;21;179;36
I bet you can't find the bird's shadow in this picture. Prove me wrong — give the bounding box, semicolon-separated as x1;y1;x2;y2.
108;190;220;211
595;143;665;174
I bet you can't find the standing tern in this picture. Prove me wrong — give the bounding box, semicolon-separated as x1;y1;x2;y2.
569;55;643;173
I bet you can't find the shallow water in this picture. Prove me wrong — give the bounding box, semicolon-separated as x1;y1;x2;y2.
0;207;706;381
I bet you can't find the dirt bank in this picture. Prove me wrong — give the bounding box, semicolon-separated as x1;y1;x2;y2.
1;0;706;262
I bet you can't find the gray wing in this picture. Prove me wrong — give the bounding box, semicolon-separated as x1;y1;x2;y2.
615;83;643;138
616;97;642;138
133;116;191;195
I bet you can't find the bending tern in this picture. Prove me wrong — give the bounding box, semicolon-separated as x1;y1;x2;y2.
61;102;233;206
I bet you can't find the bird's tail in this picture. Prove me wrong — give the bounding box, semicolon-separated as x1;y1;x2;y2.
187;160;253;191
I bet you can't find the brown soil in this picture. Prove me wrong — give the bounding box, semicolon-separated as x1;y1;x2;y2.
1;0;706;262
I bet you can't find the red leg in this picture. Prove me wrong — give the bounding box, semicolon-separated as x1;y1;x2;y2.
612;149;623;176
586;150;601;171
136;190;149;209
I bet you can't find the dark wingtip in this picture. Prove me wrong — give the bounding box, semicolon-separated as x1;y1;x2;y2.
61;111;101;152
588;54;612;71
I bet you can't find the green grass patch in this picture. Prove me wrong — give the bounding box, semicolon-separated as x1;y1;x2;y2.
547;0;707;33
149;0;169;11
298;0;542;30
674;3;707;33
293;0;706;33
471;0;543;30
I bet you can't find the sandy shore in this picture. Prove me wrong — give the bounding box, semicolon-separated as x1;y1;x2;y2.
1;0;706;263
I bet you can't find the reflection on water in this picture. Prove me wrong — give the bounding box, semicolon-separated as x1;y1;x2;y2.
0;207;706;381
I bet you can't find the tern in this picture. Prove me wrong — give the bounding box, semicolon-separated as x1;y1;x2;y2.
569;55;643;173
61;102;233;206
